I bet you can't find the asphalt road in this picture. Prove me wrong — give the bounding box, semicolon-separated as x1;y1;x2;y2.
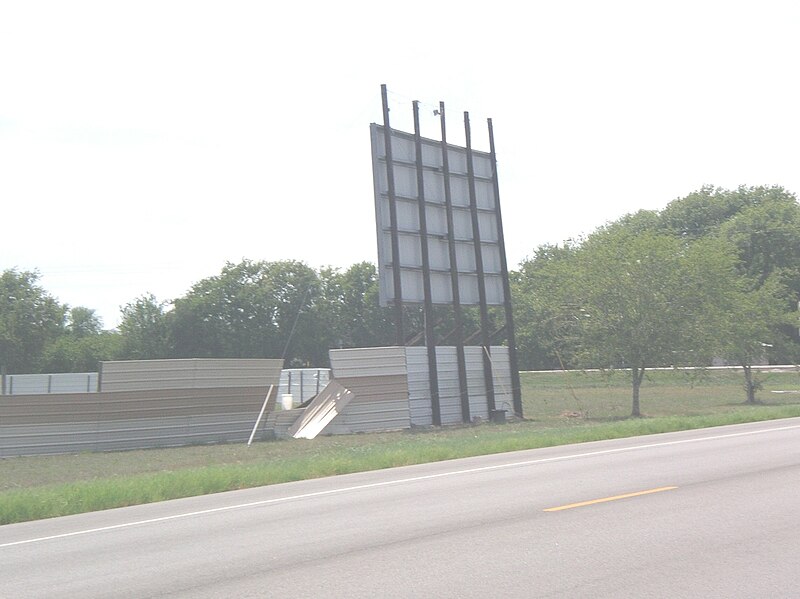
2;418;799;598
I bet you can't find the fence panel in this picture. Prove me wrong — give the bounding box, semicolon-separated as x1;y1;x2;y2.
2;373;98;395
0;386;277;457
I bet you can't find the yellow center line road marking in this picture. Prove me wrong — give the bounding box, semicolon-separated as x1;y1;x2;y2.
544;486;678;512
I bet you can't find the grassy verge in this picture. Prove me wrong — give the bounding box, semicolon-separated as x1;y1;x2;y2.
2;368;800;525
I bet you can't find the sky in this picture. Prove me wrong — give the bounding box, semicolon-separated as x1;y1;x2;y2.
2;1;800;328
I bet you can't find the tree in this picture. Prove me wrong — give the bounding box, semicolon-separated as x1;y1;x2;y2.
67;306;103;338
118;293;172;359
721;198;800;281
660;185;800;363
170;260;325;365
264;260;327;366
512;186;800;409
40;306;121;372
0;269;66;373
511;243;581;370
320;262;394;349
171;261;275;358
718;278;791;404
659;184;794;240
550;230;738;416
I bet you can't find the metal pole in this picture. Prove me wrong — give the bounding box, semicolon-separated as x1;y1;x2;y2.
381;84;405;345
464;111;496;414
414;100;442;426
488;118;523;417
439;102;470;423
248;385;274;446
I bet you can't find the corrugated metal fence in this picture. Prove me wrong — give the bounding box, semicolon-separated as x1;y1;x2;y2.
0;359;282;457
99;358;283;391
406;346;513;426
326;347;412;434
0;387;276;457
0;352;513;454
324;345;512;433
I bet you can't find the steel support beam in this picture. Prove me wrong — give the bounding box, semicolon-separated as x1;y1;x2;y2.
413;100;441;426
464;111;496;414
439;102;471;423
381;84;405;346
488;118;523;417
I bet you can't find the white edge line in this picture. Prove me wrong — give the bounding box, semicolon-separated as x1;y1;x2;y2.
3;421;799;549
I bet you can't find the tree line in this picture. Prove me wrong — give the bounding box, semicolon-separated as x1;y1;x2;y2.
1;260;391;373
2;185;798;413
514;185;800;412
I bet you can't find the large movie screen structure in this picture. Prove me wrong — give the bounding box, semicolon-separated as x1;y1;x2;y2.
371;126;505;307
370;85;522;424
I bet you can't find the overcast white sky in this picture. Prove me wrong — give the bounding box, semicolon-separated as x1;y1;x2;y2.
2;1;799;328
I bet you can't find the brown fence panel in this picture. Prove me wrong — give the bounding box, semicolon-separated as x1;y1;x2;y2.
0;386;276;457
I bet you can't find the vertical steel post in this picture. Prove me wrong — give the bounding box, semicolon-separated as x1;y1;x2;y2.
381;84;405;345
488;118;523;417
439;102;471;423
413;101;442;426
464;111;496;414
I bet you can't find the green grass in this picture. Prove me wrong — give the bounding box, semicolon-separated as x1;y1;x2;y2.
2;368;800;525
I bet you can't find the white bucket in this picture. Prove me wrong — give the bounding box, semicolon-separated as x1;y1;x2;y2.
281;394;294;410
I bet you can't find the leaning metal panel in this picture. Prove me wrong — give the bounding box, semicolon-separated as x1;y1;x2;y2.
371;124;506;306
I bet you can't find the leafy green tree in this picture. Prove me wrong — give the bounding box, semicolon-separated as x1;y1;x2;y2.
265;260;327;366
604;209;661;237
171;261;273;358
118;293;172;359
511;243;581;370
67;306;103;338
659;184;794;240
719;193;800;290
718;278;792;404
40;331;122;373
552;230;738;416
612;185;800;364
170;260;325;365
40;306;121;372
515;185;800;407
320;262;394;349
718;194;800;365
0;269;66;373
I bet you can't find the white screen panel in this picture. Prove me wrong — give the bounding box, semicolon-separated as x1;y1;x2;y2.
371;123;507;307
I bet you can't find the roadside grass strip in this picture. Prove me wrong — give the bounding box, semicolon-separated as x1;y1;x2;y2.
3;404;800;525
